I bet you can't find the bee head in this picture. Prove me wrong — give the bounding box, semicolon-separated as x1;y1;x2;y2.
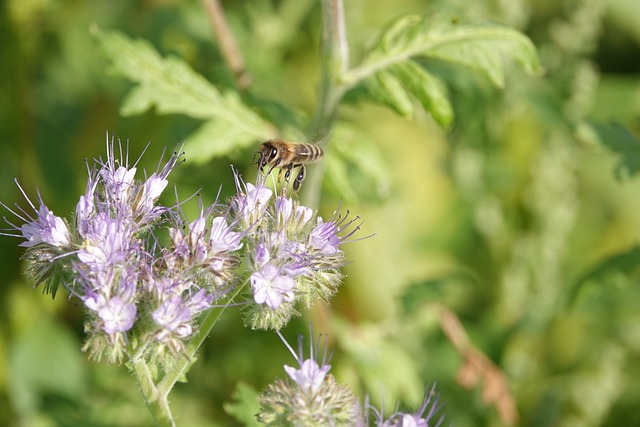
259;141;280;167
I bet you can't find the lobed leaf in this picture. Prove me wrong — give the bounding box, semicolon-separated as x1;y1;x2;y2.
352;15;541;89
91;26;274;160
363;59;454;127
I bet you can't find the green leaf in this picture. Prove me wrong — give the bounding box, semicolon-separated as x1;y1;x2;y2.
323;122;391;202
589;120;640;179
91;26;274;160
363;59;454;127
223;382;262;427
365;69;415;119
348;14;541;89
569;245;640;305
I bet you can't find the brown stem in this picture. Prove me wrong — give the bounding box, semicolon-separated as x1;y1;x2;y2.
202;0;251;90
438;305;519;426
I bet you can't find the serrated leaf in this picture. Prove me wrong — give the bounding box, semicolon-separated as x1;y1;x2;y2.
397;61;454;127
350;15;541;89
366;69;415;118
589;120;640;179
91;26;274;159
183;120;259;164
365;60;454;127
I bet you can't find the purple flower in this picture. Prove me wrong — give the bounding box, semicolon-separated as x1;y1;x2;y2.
101;164;137;205
209;216;242;253
77;212;132;268
83;294;137;335
275;196;313;230
166;210;242;275
132;173;168;219
254;243;270;266
308;209;364;257
185;288;214;313
308;217;341;255
284;358;331;394
20;203;71;248
279;330;332;394
231;173;273;228
1;182;71;249
258;331;359;425
153;295;194;339
186;216;208;263
377;384;443;427
152;289;213;341
250;264;295;309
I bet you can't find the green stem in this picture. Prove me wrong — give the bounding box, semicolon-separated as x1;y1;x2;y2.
131;283;247;426
302;0;350;208
131;358;176;427
157;283;247;392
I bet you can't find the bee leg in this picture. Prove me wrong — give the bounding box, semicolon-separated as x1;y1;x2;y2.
280;164;295;196
293;165;306;192
252;151;262;168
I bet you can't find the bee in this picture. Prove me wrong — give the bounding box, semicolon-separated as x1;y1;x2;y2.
255;139;324;192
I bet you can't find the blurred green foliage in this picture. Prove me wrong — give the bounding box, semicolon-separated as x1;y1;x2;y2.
1;0;640;426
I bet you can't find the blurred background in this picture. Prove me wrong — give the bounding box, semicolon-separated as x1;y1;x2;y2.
1;0;640;426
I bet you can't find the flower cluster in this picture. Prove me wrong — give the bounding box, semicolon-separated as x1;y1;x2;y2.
258;331;360;426
231;174;362;330
258;332;444;427
2;134;359;366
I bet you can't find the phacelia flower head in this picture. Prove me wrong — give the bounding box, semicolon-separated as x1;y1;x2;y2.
230;170;365;330
258;331;359;426
2;133;241;365
3;132;368;370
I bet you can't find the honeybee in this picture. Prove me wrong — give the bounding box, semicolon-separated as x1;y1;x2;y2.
255;139;324;192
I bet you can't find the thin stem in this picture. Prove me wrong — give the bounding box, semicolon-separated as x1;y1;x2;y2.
308;0;349;138
302;0;350;208
131;358;176;427
130;283;247;426
157;282;247;392
202;0;252;90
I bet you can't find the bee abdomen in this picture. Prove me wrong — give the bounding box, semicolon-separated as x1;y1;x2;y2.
298;144;323;162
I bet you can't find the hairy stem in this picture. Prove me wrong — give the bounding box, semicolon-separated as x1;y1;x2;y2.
303;0;350;208
131;283;247;426
157;283;246;393
131;358;176;427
